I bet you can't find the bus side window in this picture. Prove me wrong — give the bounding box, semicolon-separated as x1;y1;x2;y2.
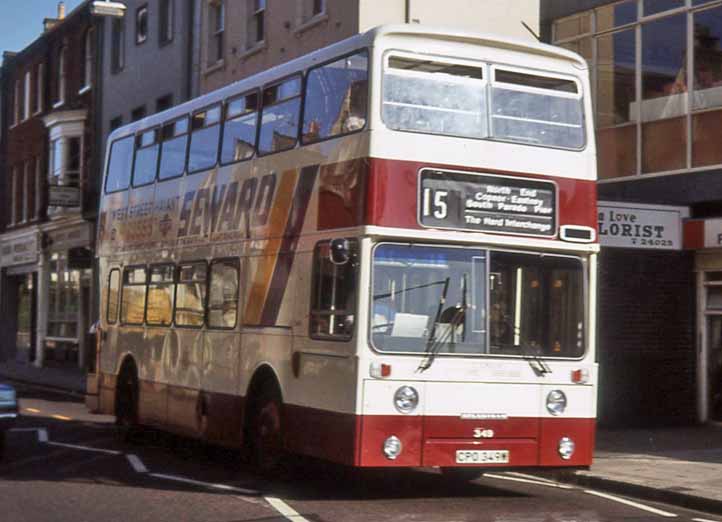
208;258;240;329
220;92;258;165
133;128;160;187
105;135;134;193
147;264;175;326
259;75;302;155
188;105;222;173
120;266;148;325
309;240;357;340
175;262;207;327
158;117;189;180
302;50;368;143
107;268;120;324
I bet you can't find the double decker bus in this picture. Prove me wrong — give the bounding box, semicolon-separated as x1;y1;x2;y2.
88;25;598;478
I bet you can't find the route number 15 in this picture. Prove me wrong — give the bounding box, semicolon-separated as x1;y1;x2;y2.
422;188;448;220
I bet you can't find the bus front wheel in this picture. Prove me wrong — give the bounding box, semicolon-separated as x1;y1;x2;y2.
248;384;285;475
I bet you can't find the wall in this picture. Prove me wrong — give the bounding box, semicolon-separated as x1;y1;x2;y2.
597;249;697;426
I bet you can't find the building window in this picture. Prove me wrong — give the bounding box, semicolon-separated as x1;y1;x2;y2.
35;63;44;114
136;5;149;45
247;0;265;47
81;29;94;90
55;47;66;106
48;253;88;340
159;0;174;44
13;79;21;125
111;18;126;73
109;115;123;132
551;0;722;178
299;0;325;26
34;156;42;218
156;93;173;113
48;137;82;187
131;105;147;122
22;161;31;222
10;166;18;225
23;71;31;120
207;1;224;66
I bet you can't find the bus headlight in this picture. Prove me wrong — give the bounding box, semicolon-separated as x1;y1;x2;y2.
546;390;567;416
394;386;419;414
383;435;403;460
558;437;575;460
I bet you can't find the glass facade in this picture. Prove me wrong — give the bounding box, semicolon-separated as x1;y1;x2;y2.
553;0;722;178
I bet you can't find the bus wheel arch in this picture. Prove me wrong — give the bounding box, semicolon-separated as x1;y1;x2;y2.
115;356;139;441
244;365;285;474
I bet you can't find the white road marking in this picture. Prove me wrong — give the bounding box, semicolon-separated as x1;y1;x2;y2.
149;473;259;496
484;472;574;489
46;441;122;456
505;472;562;484
584;490;678;518
265;496;312;522
692;518;719;522
126;454;148;473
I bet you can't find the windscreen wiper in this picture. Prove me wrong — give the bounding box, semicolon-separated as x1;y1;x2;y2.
519;341;552;376
417;277;450;373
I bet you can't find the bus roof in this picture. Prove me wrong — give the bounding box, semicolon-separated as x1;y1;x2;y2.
106;24;587;145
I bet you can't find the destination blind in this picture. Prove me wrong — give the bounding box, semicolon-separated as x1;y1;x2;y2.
419;169;556;236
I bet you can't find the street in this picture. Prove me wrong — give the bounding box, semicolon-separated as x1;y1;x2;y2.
0;383;718;522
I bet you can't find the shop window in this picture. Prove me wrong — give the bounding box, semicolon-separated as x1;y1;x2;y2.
595;1;637;32
175;262;206;327
188;105;221;172
208;259;239;328
121;266;147;325
641;14;687;116
310;240;357;340
147;265;174;326
596;29;636;127
105;135;134;193
133;128;160;186
302;51;368;144
159;117;189;180
259;76;302;155
48;253;88;341
692;7;722;110
552;12;591;41
107;269;120;324
220;92;258;164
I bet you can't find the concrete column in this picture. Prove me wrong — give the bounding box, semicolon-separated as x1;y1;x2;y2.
34;253;49;368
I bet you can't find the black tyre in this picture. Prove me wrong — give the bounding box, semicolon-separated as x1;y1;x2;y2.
115;364;140;443
248;384;285;476
0;431;5;459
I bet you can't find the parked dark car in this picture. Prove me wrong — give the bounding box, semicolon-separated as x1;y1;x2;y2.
0;383;19;457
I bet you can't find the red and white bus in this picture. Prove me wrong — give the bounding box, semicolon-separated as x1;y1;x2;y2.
88;25;598;478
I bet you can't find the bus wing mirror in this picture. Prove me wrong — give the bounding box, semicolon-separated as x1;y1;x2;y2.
330;238;351;265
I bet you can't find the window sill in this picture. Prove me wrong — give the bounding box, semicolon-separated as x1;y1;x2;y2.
52;100;65;109
203;59;225;76
295;14;328;35
239;42;266;61
78;84;92;95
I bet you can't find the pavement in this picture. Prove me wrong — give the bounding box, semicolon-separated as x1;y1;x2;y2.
2;359;722;515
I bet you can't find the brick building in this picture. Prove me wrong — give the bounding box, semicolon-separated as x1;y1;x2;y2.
193;0;540;95
541;0;722;426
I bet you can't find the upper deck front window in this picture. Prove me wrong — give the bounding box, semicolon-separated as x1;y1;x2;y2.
382;52;586;150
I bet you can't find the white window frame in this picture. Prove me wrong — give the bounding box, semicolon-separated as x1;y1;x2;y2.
22;161;31;223
10;166;18;225
81;29;93;93
136;5;149;45
296;0;326;31
207;0;225;66
34;156;42;219
54;47;66;108
13;79;20;126
23;71;31;121
35;63;44;115
246;0;265;49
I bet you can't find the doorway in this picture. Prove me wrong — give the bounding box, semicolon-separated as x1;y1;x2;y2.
703;271;722;422
4;273;36;363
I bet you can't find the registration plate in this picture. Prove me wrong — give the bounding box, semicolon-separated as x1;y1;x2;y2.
455;450;509;464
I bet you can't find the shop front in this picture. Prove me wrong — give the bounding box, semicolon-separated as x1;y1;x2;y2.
0;232;40;365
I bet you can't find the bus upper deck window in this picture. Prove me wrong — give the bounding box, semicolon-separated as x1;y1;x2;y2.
221;92;258;165
382;54;487;140
259;76;302;155
105;135;134;193
188;105;222;173
159;117;189;180
303;50;368;143
133;128;160;187
490;68;585;149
